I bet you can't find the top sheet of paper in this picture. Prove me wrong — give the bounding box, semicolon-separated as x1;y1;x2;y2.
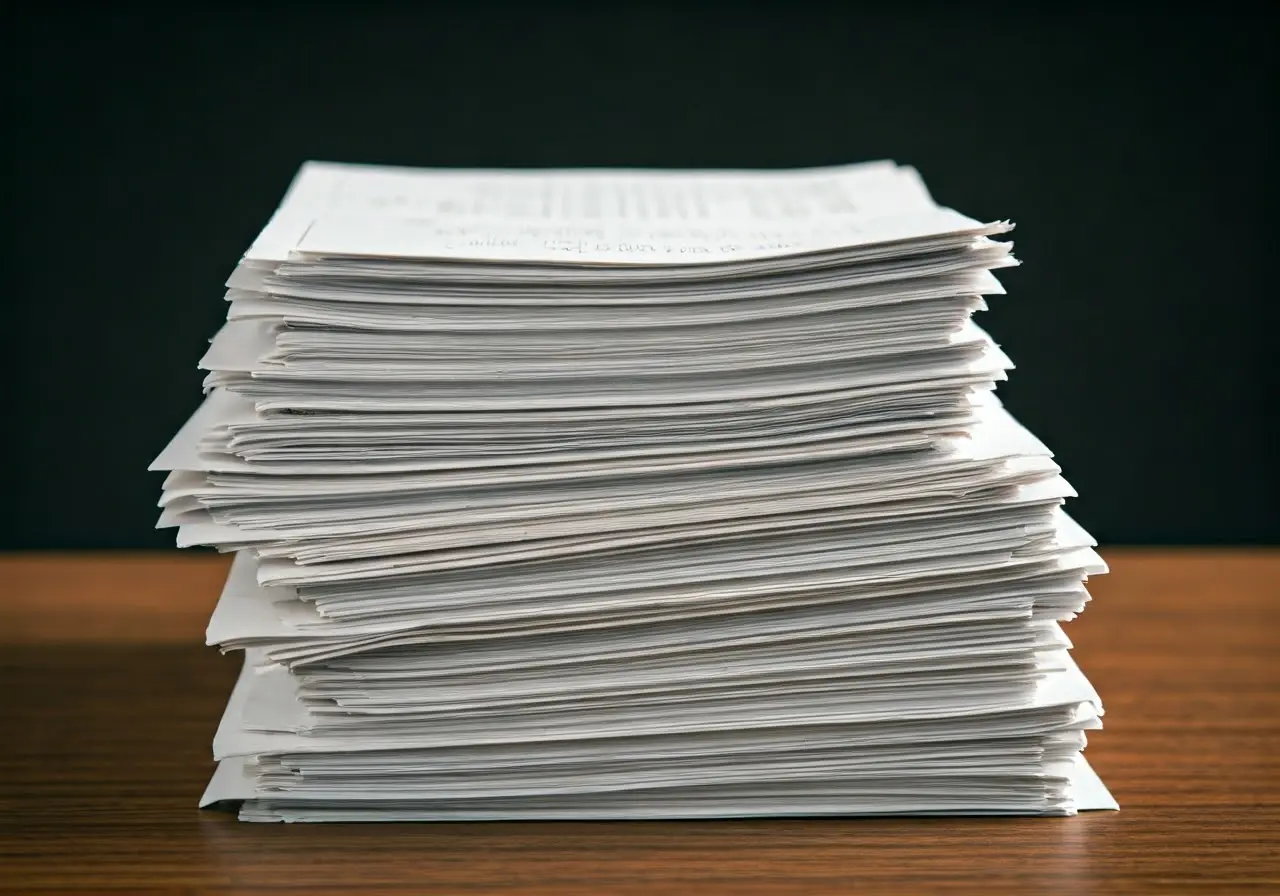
245;160;1000;267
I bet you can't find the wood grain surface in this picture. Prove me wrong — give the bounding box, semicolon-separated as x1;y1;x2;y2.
0;549;1276;894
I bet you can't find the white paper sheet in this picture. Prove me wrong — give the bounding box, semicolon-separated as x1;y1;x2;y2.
159;159;1113;821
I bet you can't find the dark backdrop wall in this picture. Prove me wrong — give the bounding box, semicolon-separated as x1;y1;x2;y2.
5;3;1277;549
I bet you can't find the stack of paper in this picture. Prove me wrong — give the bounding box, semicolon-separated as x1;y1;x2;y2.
153;160;1116;821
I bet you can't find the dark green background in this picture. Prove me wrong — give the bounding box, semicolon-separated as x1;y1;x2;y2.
5;3;1276;548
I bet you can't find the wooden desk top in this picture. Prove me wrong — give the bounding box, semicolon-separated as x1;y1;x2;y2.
1;549;1276;894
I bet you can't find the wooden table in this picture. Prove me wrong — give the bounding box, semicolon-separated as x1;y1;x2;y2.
1;550;1276;894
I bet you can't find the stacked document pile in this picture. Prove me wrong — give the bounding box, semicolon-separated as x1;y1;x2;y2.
153;160;1116;821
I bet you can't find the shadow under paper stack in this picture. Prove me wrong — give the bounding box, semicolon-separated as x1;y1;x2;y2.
152;160;1117;821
